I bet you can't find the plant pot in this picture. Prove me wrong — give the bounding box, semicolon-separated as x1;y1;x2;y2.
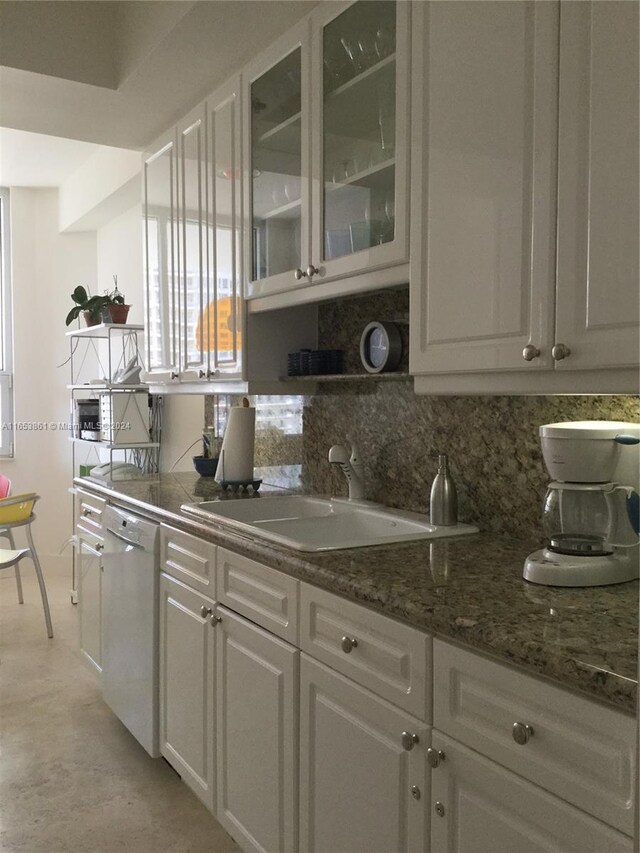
109;304;131;324
83;311;101;327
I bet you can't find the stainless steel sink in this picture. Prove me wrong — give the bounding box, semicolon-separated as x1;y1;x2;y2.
182;495;478;552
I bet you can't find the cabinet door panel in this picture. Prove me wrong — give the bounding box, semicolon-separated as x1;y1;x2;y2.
144;130;180;380
77;535;102;672
310;0;410;283
300;654;426;853
159;573;215;811
207;78;243;378
410;1;558;374
177;107;207;378
555;1;639;369
216;607;298;853
430;732;632;853
244;21;311;299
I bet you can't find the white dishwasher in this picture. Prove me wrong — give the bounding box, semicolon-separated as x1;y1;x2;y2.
101;505;160;757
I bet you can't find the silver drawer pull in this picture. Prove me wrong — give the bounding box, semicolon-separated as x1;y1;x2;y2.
341;636;358;653
426;747;445;768
200;605;212;618
512;722;534;745
401;731;419;751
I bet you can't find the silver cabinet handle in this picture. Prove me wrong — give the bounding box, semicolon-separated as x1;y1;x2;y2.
294;268;307;281
426;748;445;768
551;343;571;361
341;636;358;653
411;786;421;801
95;543;104;551
210;614;223;626
170;371;179;380
401;731;419;751
435;802;445;818
200;605;213;618
198;370;206;379
512;722;534;745
522;344;540;361
206;370;217;379
306;265;319;279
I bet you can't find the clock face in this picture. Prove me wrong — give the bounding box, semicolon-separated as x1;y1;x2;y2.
367;327;388;368
360;320;402;373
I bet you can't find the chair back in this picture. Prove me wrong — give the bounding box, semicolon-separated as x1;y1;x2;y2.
0;474;12;499
0;493;39;525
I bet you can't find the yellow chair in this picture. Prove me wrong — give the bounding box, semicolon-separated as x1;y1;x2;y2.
0;493;53;638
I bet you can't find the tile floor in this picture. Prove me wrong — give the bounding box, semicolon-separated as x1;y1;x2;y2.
0;560;239;853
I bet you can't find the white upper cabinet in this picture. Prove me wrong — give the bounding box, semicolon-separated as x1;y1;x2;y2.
243;20;311;299
555;1;639;372
143;128;181;382
144;77;244;386
244;0;411;304
177;105;207;381
410;0;639;392
410;0;559;375
205;78;244;381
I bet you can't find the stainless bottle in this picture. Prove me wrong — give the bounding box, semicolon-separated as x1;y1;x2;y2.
430;454;458;526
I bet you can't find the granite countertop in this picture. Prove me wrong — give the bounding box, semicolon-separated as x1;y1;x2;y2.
76;468;639;714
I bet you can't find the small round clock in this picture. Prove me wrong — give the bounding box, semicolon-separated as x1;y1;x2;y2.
359;321;403;374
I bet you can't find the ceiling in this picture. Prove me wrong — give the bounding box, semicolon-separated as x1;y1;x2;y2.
0;0;321;151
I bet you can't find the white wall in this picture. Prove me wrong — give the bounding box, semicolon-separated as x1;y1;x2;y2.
8;188;96;566
95;203;202;472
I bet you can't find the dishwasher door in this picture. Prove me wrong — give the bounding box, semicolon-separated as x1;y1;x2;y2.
101;506;160;757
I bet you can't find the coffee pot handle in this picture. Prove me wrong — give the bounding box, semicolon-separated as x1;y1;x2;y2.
605;486;640;547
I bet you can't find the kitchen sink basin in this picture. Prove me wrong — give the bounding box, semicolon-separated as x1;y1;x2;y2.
182;495;478;552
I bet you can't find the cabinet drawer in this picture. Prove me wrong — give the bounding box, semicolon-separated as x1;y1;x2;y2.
76;489;106;539
217;547;298;644
160;525;216;596
433;639;636;835
300;585;430;720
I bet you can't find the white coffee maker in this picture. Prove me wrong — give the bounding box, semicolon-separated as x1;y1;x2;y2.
523;421;640;587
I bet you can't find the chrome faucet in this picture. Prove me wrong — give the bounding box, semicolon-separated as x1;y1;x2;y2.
328;441;365;501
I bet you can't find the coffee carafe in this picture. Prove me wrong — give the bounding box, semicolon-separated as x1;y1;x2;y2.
524;421;640;587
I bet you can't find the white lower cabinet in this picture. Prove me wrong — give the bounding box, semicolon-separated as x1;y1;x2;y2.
153;539;634;853
216;606;298;853
299;654;428;853
159;572;216;811
77;533;103;672
430;732;632;853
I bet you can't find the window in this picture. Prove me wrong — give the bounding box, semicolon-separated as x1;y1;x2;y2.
0;188;14;456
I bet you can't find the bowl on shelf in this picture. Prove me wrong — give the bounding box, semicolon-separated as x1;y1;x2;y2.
193;456;219;478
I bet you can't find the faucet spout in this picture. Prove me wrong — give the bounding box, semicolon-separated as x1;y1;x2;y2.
328;443;365;501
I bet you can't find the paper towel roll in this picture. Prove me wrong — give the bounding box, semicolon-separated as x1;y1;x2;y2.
215;404;255;482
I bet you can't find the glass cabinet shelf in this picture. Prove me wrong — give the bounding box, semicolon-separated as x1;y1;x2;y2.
255;111;302;148
325;52;395;105
325;158;395;194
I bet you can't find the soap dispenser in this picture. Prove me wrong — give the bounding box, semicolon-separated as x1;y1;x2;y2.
430;454;458;526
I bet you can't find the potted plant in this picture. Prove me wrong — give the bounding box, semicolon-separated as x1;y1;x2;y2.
65;285;110;327
105;276;131;324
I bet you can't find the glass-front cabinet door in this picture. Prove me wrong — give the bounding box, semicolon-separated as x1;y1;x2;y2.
244;21;311;299
205;77;243;380
177;106;207;380
143;130;180;382
311;0;410;283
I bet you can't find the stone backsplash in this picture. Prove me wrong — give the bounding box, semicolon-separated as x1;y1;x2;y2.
205;386;638;543
205;288;639;543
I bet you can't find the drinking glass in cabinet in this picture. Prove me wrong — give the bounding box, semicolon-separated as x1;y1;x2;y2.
251;48;302;281
322;1;397;262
